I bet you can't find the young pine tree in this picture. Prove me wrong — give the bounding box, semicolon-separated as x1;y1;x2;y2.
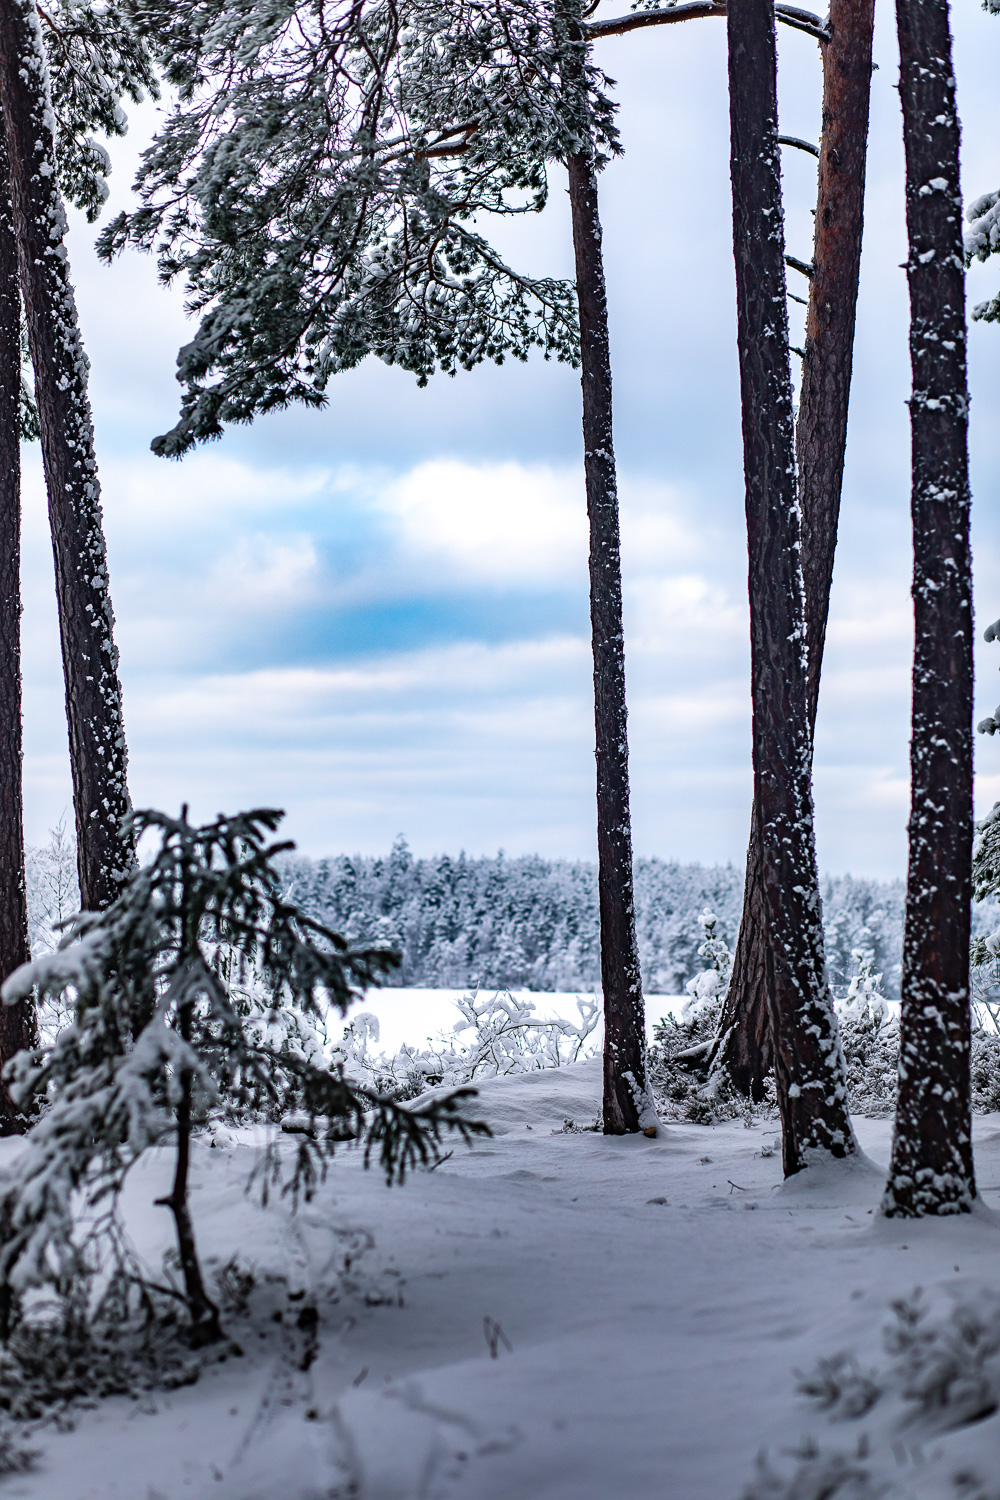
0;808;488;1346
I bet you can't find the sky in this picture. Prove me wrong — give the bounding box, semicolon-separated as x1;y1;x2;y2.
18;0;1000;878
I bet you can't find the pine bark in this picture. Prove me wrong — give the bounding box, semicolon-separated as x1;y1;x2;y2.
726;0;855;1175
0;0;133;913
157;998;222;1345
882;0;974;1216
715;0;875;1098
564;105;650;1135
0;135;35;1133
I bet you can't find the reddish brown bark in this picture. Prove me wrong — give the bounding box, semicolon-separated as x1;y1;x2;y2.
562;0;650;1134
727;0;855;1174
567;151;650;1136
882;0;974;1217
716;0;875;1098
0;0;134;912
0;134;35;1133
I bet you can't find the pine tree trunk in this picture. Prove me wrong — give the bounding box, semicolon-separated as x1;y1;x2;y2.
0;0;133;913
0;136;35;1133
566;144;650;1136
715;0;875;1098
157;1022;222;1345
882;0;974;1217
726;0;855;1175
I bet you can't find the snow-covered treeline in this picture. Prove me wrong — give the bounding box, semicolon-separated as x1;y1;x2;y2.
279;836;921;997
26;825;999;1000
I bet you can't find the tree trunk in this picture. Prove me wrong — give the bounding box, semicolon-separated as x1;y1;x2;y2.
566;144;651;1137
726;0;855;1175
0;0;133;913
882;0;974;1217
0;136;35;1133
156;991;221;1345
715;0;875;1098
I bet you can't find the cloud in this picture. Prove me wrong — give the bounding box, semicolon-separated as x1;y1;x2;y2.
380;459;587;586
209;535;321;609
16;0;999;883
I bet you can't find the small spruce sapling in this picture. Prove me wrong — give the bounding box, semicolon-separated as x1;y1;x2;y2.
0;807;488;1347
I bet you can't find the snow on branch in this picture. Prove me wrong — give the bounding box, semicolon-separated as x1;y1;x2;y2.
99;0;621;455
588;1;829;42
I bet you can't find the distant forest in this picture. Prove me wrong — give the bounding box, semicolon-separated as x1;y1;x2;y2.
278;838;976;1000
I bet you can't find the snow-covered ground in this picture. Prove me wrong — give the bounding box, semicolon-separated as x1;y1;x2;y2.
8;1060;1000;1500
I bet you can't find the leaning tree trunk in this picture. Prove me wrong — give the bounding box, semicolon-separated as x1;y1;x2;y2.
727;0;855;1175
568;148;652;1136
0;136;36;1133
0;0;133;913
882;0;974;1217
715;0;875;1099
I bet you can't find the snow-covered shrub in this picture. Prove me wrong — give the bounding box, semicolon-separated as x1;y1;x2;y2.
796;1354;882;1420
749;1290;1000;1498
0;1273;201;1423
647;912;753;1124
741;1437;878;1500
971;1027;1000;1113
0;807;487;1350
795;1289;1000;1434
834;951;898;1118
970;807;1000;1111
883;1291;1000;1430
335;989;600;1097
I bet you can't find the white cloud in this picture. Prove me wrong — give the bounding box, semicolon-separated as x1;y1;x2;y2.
210;534;321;609
380;458;588;586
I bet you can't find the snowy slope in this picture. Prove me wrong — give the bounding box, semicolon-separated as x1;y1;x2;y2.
7;1060;1000;1500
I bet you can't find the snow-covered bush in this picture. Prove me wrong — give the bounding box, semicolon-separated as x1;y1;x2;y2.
742;1437;878;1500
335;989;601;1097
747;1289;1000;1498
647;897;1000;1124
796;1288;1000;1432
834;951;898;1118
0;807;487;1352
647;912;753;1124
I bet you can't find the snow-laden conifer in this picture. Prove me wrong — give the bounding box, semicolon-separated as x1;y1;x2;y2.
100;0;618;454
964;0;1000;329
0;807;487;1347
37;0;157;219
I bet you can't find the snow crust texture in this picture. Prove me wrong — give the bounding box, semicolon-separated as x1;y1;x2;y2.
10;1059;1000;1500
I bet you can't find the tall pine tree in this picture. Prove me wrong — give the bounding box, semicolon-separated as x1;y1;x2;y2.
882;0;975;1217
715;0;876;1099
560;0;652;1134
727;0;854;1175
0;0;154;911
0;138;35;1131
